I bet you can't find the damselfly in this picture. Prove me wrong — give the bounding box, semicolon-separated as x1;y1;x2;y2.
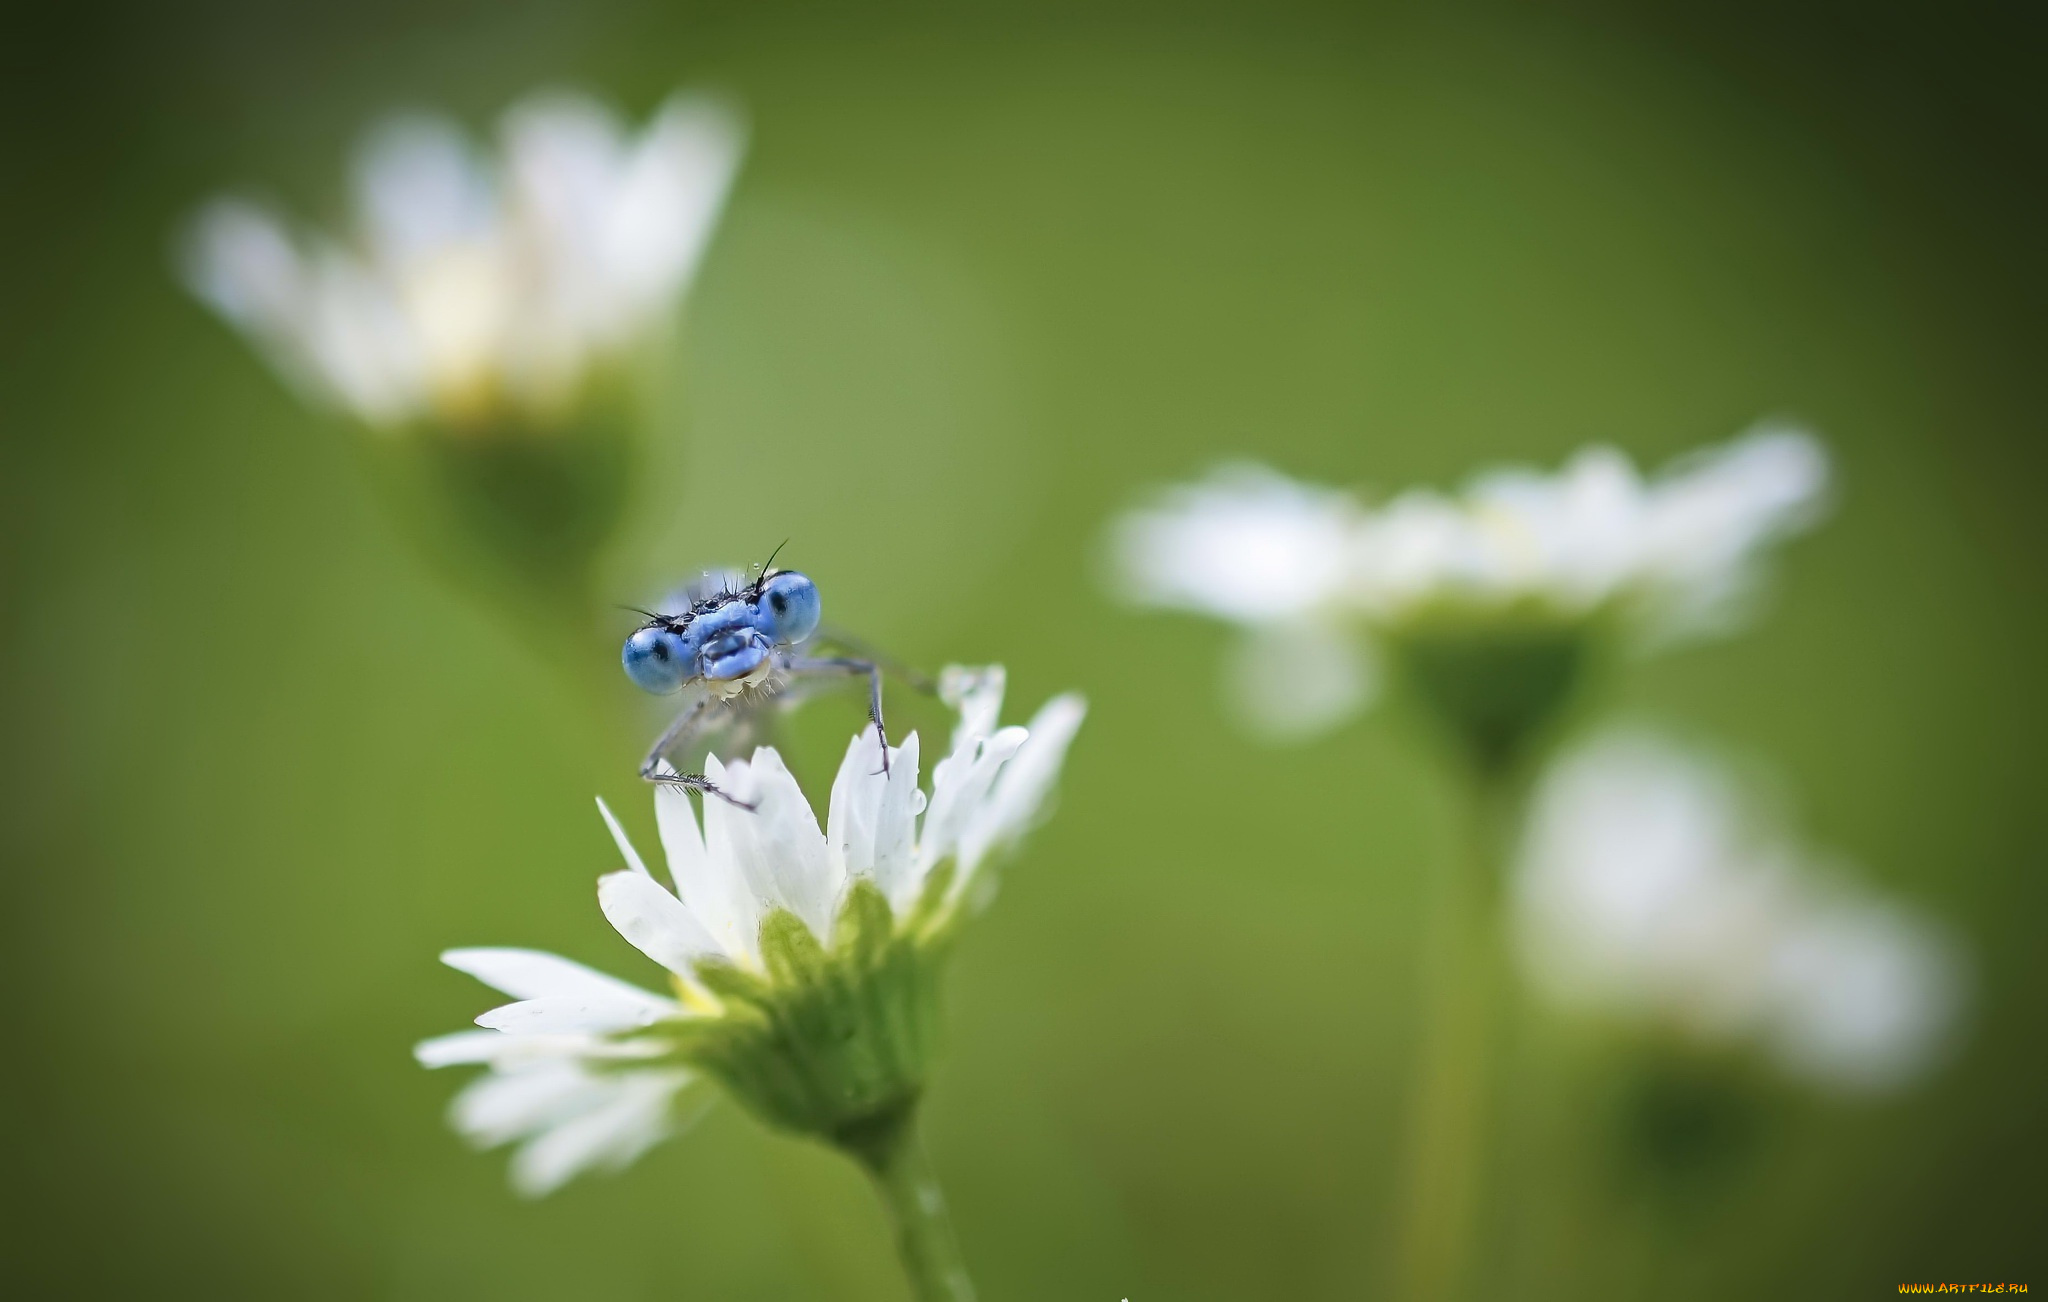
622;555;925;808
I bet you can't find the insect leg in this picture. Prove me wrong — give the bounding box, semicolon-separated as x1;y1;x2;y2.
811;626;938;695
787;655;891;774
640;694;758;810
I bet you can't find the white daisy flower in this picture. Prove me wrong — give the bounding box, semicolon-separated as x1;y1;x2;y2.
1513;728;1965;1093
1107;427;1829;745
417;666;1085;1194
182;88;744;429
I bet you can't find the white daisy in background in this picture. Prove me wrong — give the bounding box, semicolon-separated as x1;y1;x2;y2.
1107;427;1829;746
182;88;744;430
1513;727;1966;1093
416;666;1085;1195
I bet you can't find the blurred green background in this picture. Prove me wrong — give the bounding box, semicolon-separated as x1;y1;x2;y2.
3;0;2044;1296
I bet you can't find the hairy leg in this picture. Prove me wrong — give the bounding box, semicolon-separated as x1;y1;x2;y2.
639;694;757;809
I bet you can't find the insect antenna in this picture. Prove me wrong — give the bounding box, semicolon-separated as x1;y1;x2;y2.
752;539;791;595
616;603;672;627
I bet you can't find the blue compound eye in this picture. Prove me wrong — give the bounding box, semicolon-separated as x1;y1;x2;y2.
622;625;692;694
757;571;822;644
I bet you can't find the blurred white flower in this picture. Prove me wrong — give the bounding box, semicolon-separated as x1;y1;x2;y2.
183;89;745;429
1107;428;1828;737
417;667;1085;1193
1513;728;1965;1093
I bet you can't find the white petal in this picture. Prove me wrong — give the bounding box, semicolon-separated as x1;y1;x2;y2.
740;746;840;940
939;665;1006;749
297;245;424;423
693;755;766;966
1108;463;1358;622
827;727;879;870
607;94;745;312
1512;725;1966;1096
653;774;706;892
441;947;672;1007
656;768;755;960
1349;490;1477;616
501;92;625;232
1512;728;1777;1023
1455;446;1639;610
499;91;629;343
873;733;924;910
960;693;1087;872
509;1070;693;1197
416;1030;526;1068
351;113;498;269
180;201;422;424
596;796;652;877
1762;899;1964;1093
1636;425;1831;643
829;727;927;913
474;993;671;1035
180;199;308;340
450;1062;604;1147
415;1030;670;1069
704;749;838;942
597;870;721;976
919;726;1027;876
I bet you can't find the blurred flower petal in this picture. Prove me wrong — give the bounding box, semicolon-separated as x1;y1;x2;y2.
1514;727;1965;1092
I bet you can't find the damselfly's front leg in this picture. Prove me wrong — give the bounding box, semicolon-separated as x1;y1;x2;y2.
639;694;758;810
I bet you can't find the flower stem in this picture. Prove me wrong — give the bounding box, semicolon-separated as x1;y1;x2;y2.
852;1115;978;1302
1397;772;1518;1302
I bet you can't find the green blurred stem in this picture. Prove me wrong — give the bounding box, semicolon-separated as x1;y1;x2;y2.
1398;772;1517;1302
851;1115;978;1302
